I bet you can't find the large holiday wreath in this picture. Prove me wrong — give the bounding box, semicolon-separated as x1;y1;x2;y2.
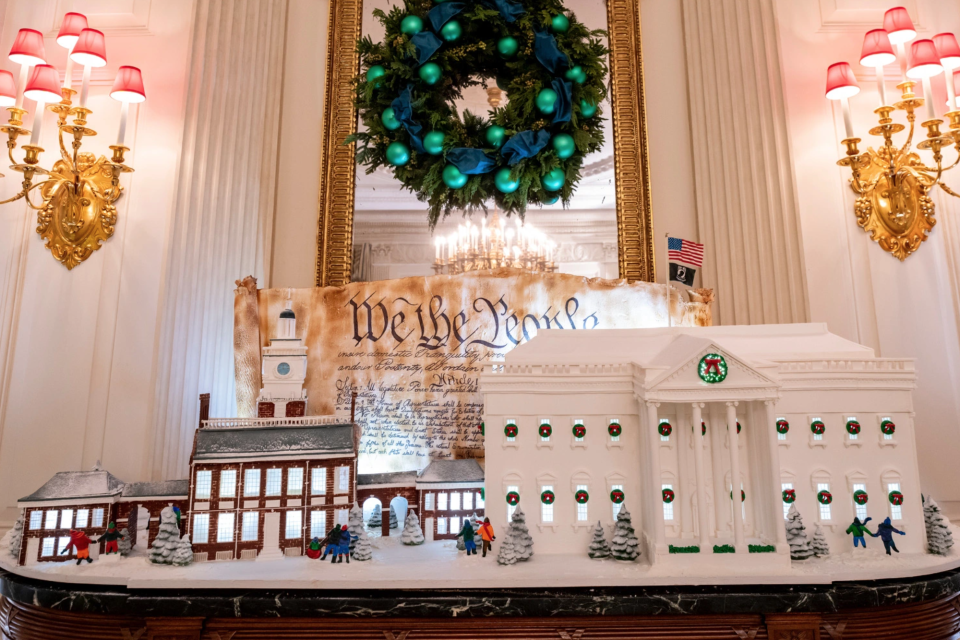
351;0;610;226
698;353;728;383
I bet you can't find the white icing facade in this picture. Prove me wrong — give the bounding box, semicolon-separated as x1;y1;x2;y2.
258;299;309;417
480;324;924;567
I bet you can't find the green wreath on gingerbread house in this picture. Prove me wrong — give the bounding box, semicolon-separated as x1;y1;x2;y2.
350;0;609;226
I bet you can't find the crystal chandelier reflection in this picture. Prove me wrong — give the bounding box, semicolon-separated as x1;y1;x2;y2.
432;209;558;275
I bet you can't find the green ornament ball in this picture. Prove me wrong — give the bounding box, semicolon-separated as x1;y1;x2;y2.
485;125;506;149
542;168;565;191
442;164;468;189
552;133;575;159
366;65;386;88
440;20;462;42
424;131;446;156
565;65;585;84
497;36;519;58
542;195;560;205
495;76;509;91
536;88;559;114
551;13;570;33
419;62;442;86
580;99;598;118
381;107;401;131
495;168;519;194
401;15;424;35
386;141;410;166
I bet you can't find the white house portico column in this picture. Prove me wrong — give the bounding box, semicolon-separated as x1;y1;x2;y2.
676;403;695;538
646;401;666;548
727;401;746;552
764;400;788;547
691;402;711;550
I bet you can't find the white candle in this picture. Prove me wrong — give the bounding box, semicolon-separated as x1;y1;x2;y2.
922;76;937;121
435;237;441;260
79;64;91;108
946;69;957;112
876;66;888;107
115;100;129;146
14;65;29;109
64;51;75;90
896;42;909;82
29;101;44;145
840;97;854;138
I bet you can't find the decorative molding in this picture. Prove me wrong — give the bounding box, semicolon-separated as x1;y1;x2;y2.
681;0;809;325
150;0;287;478
816;0;922;33
48;0;155;37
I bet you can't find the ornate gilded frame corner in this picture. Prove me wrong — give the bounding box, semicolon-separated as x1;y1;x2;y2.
315;0;656;286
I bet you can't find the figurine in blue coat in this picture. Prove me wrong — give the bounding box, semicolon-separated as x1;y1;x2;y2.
873;517;905;555
337;524;351;563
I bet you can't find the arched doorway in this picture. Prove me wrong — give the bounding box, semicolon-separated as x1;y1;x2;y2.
362;497;383;539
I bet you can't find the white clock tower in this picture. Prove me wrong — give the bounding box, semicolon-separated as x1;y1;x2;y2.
257;297;308;417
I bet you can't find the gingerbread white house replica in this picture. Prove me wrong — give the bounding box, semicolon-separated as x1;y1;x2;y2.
480;324;924;566
258;298;308;418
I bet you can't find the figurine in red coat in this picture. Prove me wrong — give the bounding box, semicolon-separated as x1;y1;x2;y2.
61;529;97;565
306;537;323;559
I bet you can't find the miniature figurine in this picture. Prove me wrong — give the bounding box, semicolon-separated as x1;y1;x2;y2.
873;517;906;555
458;518;477;555
321;525;342;561
845;517;874;549
100;522;123;555
336;524;351;563
306;537;323;559
61;529;97;565
477;517;495;558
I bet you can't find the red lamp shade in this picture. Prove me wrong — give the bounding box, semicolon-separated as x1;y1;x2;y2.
8;28;46;66
825;62;860;100
860;29;896;67
69;28;107;67
110;66;146;103
934;33;960;70
908;39;944;78
56;12;88;49
0;70;16;107
884;6;917;45
23;64;62;103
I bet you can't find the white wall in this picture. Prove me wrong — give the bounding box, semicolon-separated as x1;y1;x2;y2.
775;0;960;511
0;0;196;526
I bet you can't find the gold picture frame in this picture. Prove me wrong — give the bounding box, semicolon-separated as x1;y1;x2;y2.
314;0;655;287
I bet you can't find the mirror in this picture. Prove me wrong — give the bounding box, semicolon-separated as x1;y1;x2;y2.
352;0;617;282
314;0;654;286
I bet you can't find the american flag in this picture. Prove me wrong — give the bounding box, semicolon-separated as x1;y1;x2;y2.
667;237;704;267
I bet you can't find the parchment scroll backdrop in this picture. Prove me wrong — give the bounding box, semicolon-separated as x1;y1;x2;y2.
235;270;711;473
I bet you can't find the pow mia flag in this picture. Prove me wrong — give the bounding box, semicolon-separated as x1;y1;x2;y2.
669;262;696;287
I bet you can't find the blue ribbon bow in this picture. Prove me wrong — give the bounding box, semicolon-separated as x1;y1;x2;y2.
479;0;524;22
551;78;572;124
500;130;550;165
412;31;443;65
391;85;426;153
448;148;498;174
534;30;569;75
428;2;465;31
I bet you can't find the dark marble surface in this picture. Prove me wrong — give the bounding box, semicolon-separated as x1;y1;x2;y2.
2;567;960;619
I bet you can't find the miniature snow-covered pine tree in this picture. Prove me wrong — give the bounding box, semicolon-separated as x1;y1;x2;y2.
348;505;367;554
171;535;193;566
811;524;830;558
588;521;611;559
924;495;955;556
8;514;23;559
148;507;181;565
368;503;382;527
401;510;424;545
611;505;640;561
785;503;815;560
118;528;132;557
389;504;399;529
497;506;534;566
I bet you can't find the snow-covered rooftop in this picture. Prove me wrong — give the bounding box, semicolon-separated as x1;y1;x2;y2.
502;324;875;367
20;471;125;504
357;471;418;486
194;424;355;461
121;480;189;499
416;459;484;485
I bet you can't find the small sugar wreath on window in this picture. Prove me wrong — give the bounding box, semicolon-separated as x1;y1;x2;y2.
504;422;518;438
506;491;520;505
539;423;552;438
661;488;675;503
658;422;672;437
782;488;796;503
575;489;589;504
572;423;586;438
540;489;555;505
889;490;904;506
609;488;625;504
817;490;833;505
853;490;868;505
776;419;789;434
846;419;861;435
881;419;896;436
811;420;826;435
608;422;622;437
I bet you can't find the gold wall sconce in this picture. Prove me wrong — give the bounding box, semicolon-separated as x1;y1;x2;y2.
0;18;145;270
826;8;960;261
